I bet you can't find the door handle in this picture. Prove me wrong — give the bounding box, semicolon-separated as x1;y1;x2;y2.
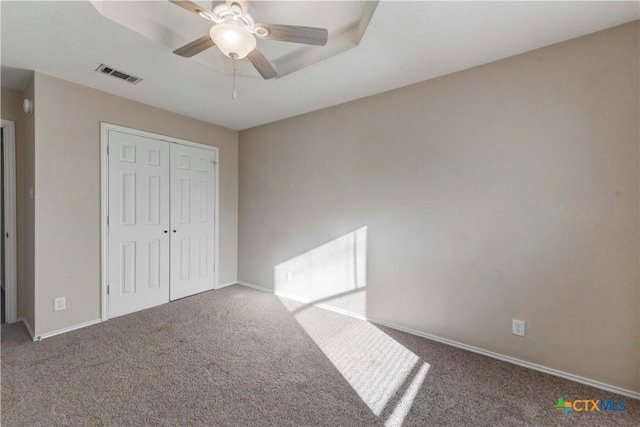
163;230;168;233
173;230;177;233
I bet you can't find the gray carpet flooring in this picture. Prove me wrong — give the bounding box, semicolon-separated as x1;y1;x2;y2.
1;284;638;426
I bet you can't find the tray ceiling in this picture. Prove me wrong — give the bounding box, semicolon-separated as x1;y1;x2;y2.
1;1;638;130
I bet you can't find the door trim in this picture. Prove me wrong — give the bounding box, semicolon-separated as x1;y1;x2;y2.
0;119;17;324
100;122;220;321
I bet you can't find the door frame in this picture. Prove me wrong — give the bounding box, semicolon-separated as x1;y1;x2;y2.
0;119;18;324
100;122;220;321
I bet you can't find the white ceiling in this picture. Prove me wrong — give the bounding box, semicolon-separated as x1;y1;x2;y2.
1;1;638;131
90;1;375;79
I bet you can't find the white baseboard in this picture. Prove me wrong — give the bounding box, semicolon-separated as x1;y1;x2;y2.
236;281;640;400
237;281;271;293
18;282;237;341
300;299;367;321
34;318;102;342
368;318;640;400
237;281;367;320
216;281;238;290
18;317;36;341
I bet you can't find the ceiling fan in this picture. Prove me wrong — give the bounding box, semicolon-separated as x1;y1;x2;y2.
170;0;329;79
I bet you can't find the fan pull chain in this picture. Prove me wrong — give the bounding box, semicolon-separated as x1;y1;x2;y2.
232;58;238;100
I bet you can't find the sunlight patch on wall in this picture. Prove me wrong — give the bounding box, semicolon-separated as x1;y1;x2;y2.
274;226;429;424
274;227;367;316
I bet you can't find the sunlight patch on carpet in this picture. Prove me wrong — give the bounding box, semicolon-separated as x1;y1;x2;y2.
279;296;430;424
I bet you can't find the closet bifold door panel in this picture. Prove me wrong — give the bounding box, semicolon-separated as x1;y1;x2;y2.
108;131;171;318
169;143;216;301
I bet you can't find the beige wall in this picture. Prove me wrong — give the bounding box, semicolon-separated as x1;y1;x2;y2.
33;73;238;336
239;22;640;392
1;83;36;328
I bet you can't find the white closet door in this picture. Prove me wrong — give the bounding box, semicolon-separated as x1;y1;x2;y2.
170;144;216;300
108;131;170;318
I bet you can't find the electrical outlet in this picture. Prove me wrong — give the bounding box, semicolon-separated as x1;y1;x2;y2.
54;297;66;311
512;319;525;336
286;272;293;282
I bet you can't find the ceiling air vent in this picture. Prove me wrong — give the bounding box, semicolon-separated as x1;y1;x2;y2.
95;64;143;85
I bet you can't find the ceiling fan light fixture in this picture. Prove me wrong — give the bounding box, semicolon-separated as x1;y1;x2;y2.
210;21;256;59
